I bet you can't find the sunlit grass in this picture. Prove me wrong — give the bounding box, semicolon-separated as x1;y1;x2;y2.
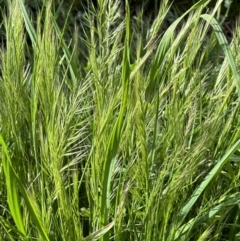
0;0;240;240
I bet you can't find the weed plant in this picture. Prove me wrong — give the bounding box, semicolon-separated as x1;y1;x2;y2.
1;0;240;240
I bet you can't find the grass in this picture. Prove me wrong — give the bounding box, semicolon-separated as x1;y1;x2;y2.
1;0;240;240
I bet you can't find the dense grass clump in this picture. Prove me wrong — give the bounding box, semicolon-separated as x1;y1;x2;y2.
1;0;240;240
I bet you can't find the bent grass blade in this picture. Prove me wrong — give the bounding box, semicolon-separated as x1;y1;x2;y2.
200;14;240;97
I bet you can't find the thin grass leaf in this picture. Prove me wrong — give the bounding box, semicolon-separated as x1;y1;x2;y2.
0;215;27;241
100;2;130;240
52;16;78;89
83;221;115;241
0;135;26;237
177;139;240;229
0;135;50;241
175;193;240;239
145;0;210;102
19;0;37;49
200;14;240;96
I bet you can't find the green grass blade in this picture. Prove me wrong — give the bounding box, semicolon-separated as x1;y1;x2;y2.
200;14;240;96
0;135;26;237
0;135;50;241
100;2;130;240
177;139;240;228
175;193;240;239
19;0;37;49
52;16;78;89
0;215;28;241
84;221;115;241
145;0;210;102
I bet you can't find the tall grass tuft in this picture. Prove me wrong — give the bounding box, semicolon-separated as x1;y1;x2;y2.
1;0;240;240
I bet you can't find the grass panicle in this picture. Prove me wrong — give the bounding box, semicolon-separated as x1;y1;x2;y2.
0;0;240;240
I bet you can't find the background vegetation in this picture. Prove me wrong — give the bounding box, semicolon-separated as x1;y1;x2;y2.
0;0;240;240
